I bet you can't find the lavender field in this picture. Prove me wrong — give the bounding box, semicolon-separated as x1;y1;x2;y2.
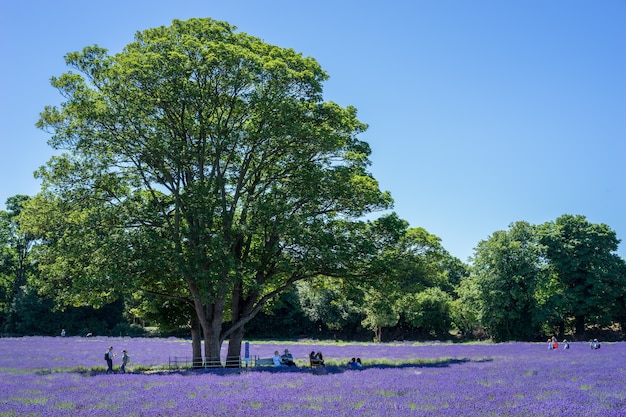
1;337;624;416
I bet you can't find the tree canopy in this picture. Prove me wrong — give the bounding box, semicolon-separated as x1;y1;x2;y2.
459;216;626;341
539;214;626;335
28;17;392;363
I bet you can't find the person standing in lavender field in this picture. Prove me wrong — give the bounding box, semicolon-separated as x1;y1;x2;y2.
105;346;115;373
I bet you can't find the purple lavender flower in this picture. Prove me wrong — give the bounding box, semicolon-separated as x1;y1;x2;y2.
0;337;624;416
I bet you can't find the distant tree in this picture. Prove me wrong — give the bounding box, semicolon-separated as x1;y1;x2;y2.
452;274;483;338
612;258;626;334
3;286;125;336
0;195;37;328
538;214;626;337
470;221;544;341
361;288;400;342
246;289;317;339
398;287;453;339
3;287;57;335
28;18;391;365
356;214;456;341
438;254;470;293
615;303;626;334
296;277;362;335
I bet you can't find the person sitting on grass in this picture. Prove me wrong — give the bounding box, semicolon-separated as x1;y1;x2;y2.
273;351;283;367
281;349;296;367
348;357;363;369
310;351;325;366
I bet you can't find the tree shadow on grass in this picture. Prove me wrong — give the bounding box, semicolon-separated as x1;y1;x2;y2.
181;357;490;376
72;357;492;377
296;357;484;375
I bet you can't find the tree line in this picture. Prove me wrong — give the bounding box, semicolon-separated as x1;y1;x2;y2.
0;18;624;365
3;194;624;343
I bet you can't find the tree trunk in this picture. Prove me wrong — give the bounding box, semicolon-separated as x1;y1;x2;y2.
575;315;586;337
225;278;252;368
190;317;203;368
187;278;225;367
554;320;565;340
202;299;225;367
226;326;245;368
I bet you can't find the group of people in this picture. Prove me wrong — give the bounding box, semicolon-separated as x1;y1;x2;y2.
104;346;130;373
270;349;327;367
271;349;327;367
589;339;601;349
347;357;363;369
547;336;605;350
273;349;297;367
272;350;365;369
310;351;325;366
547;336;569;350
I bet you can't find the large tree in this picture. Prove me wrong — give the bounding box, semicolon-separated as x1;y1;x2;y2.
29;18;391;365
469;221;544;341
354;214;456;341
538;214;626;337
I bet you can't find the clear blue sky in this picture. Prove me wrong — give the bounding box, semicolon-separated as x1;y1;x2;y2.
1;1;625;262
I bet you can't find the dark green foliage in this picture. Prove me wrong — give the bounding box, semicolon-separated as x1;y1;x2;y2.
538;214;626;337
296;280;363;334
399;287;453;339
0;195;37;330
3;288;57;335
463;216;626;341
3;287;129;336
245;291;318;339
470;222;544;341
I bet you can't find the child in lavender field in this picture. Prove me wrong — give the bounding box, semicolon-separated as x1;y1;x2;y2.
120;350;130;373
